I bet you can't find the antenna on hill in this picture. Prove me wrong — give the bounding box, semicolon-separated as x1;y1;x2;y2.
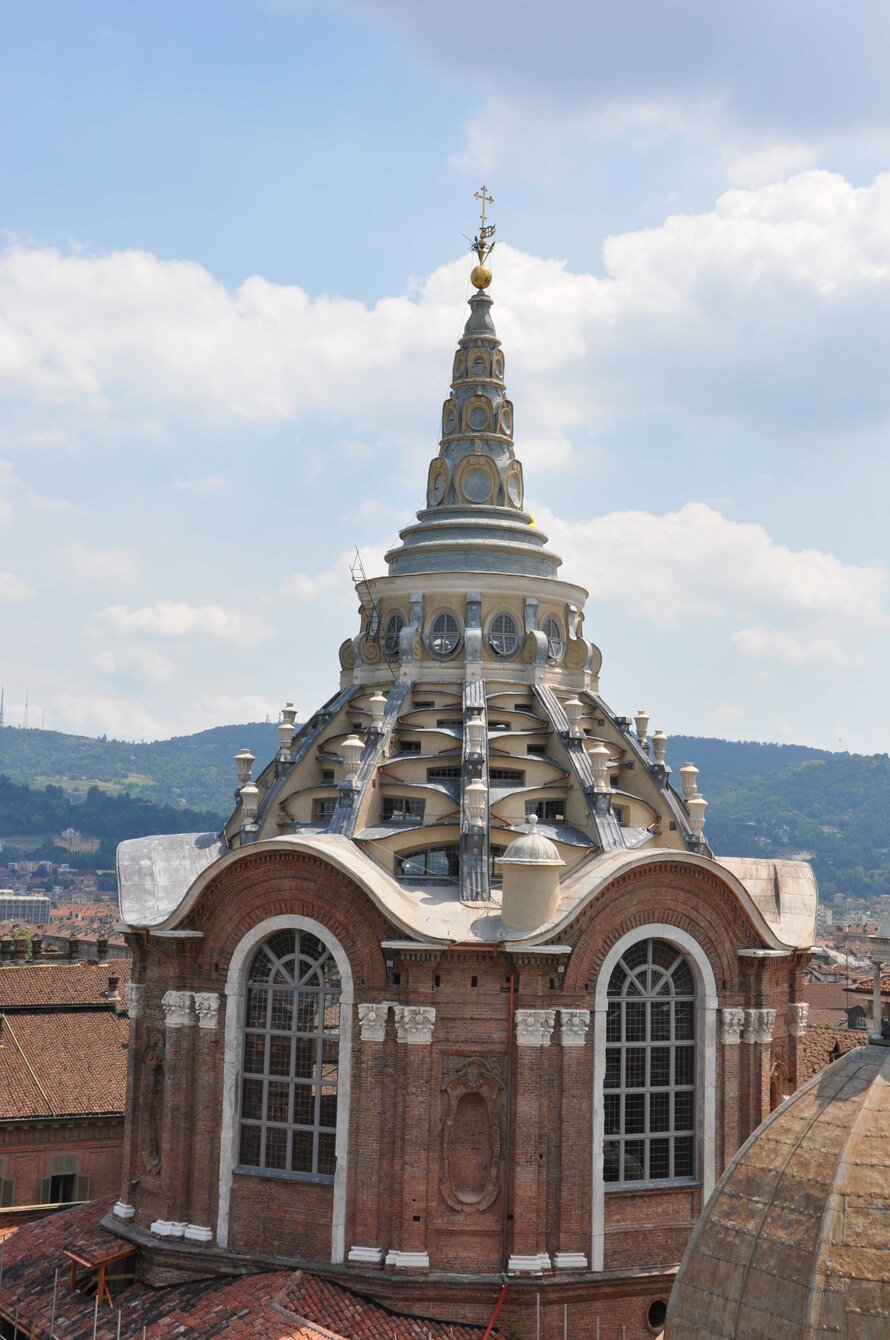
0;684;4;728
22;692;29;730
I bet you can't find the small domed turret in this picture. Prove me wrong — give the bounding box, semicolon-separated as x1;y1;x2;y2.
498;815;565;933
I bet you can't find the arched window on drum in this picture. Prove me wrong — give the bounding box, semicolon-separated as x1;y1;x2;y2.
603;939;696;1186
239;929;341;1181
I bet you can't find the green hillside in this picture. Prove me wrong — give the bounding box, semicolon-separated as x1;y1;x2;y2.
0;722;280;812
1;724;887;904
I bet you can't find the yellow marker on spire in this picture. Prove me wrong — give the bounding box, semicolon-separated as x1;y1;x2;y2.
470;185;496;289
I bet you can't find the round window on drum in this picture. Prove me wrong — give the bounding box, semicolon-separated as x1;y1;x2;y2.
489;612;520;658
382;612;405;659
542;616;565;662
429;611;461;658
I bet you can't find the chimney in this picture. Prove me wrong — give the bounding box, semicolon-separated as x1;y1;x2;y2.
97;934;109;962
68;935;80;962
106;975;120;1002
31;935;42;962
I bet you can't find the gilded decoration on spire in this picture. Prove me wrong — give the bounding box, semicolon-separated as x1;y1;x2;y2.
470;186;496;290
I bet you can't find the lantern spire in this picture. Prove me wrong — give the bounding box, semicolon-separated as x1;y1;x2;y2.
470;185;496;290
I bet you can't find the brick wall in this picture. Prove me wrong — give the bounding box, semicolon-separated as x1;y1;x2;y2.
119;847;808;1333
0;1117;123;1227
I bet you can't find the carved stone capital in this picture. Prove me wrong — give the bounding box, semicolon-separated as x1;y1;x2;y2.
788;1002;809;1037
161;989;195;1029
515;1008;556;1047
720;1007;746;1045
357;1002;390;1042
744;1007;776;1045
560;1009;591;1046
124;982;145;1019
393;1004;436;1045
193;992;221;1031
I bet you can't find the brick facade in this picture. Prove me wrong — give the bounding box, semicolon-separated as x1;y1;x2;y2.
111;846;809;1340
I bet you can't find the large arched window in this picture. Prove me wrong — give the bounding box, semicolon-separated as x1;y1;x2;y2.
238;929;341;1181
602;938;696;1186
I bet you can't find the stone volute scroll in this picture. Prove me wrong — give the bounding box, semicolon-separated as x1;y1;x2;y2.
743;1008;776;1045
393;1005;436;1045
124;982;145;1019
161;990;195;1029
721;1007;746;1045
515;1008;556;1047
193;992;221;1030
560;1009;591;1046
357;1002;390;1042
439;1060;505;1213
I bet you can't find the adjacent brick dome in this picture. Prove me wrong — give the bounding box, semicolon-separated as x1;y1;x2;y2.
666;1041;890;1339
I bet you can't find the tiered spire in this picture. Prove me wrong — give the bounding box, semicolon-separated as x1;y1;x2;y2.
385;190;560;579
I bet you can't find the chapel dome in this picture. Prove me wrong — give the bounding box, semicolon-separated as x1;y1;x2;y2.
665;1040;890;1339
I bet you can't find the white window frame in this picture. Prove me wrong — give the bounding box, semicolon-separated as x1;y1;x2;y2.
487;611;521;659
591;924;716;1273
381;610;405;659
217;915;354;1262
427;609;462;659
541;616;565;662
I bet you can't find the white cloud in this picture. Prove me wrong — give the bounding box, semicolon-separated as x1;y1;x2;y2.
51;692;167;741
732;627;850;667
173;475;226;494
64;541;140;585
281;545;389;603
712;705;745;725
726;141;820;188
90;645;175;683
0;571;35;600
27;490;70;512
4;171;890;457
96;600;273;642
541;501;886;627
192;694;279;727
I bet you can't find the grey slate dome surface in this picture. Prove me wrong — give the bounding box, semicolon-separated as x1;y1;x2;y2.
666;1041;890;1339
498;815;564;866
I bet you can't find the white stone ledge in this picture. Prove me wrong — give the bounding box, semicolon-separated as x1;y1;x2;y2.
349;1244;385;1265
507;1252;552;1274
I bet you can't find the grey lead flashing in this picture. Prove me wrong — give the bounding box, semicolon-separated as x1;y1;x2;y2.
533;684;624;853
253;684;360;832
327;681;411;839
460;679;490;905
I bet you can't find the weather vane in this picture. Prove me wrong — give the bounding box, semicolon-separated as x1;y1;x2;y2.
469;186;496;289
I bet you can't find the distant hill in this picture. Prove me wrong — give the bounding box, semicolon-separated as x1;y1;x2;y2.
668;736;890;900
0;723;280;812
1;724;888;903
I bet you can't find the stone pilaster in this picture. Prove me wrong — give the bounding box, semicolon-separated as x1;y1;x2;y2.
151;990;196;1238
113;983;146;1222
555;1009;591;1269
386;1006;436;1269
720;1007;745;1168
509;1009;555;1273
185;992;220;1243
348;1003;392;1266
787;1001;808;1090
743;1008;776;1134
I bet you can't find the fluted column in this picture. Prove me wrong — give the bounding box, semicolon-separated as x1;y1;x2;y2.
508;1008;555;1273
554;1009;591;1269
113;982;145;1222
348;1003;391;1266
385;1006;436;1270
151;990;196;1238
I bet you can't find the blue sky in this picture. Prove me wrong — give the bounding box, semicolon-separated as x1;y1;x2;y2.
1;0;890;753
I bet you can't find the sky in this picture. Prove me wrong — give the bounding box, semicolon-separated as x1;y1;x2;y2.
1;0;890;753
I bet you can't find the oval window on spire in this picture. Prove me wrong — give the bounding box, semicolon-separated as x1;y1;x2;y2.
542;616;565;663
382;612;405;659
428;611;462;659
468;405;490;431
488;613;521;659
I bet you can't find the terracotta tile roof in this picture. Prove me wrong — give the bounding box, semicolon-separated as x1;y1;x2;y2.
0;1011;128;1118
801;980;857;1010
0;961;131;1010
0;1201;501;1338
797;1026;868;1082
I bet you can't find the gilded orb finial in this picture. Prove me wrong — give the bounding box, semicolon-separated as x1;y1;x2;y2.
470;186;496;289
